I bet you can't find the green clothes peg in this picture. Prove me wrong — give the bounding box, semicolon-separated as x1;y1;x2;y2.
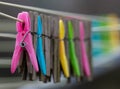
68;21;80;77
99;19;110;53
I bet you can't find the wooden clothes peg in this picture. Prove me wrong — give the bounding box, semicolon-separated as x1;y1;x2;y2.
51;16;61;83
28;11;34;81
80;21;92;81
42;15;50;76
67;20;80;77
72;20;84;82
48;15;54;82
59;19;70;78
64;20;71;83
40;14;50;82
33;12;40;80
84;21;92;79
46;15;54;81
47;16;53;72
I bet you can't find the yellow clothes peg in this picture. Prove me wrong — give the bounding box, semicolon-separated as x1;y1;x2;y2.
108;14;119;48
59;19;70;78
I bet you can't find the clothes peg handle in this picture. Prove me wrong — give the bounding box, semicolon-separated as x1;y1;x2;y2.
36;37;46;75
36;16;46;75
68;21;80;77
80;40;91;77
79;22;91;78
69;40;80;76
59;19;70;78
59;40;70;78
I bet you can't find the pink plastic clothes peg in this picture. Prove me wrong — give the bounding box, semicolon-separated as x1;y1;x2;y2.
11;12;39;74
79;21;91;78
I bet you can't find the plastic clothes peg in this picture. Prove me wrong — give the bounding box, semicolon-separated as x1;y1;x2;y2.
11;12;39;73
59;19;70;78
79;21;91;78
91;21;103;56
108;14;119;48
68;21;80;77
36;16;46;75
99;20;110;53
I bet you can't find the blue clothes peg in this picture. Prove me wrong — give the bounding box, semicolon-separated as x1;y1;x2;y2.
92;21;102;56
36;16;46;75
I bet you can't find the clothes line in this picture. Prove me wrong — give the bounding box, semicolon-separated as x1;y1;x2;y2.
0;12;23;22
0;1;115;22
0;33;16;38
0;1;120;33
92;25;120;32
1;12;120;32
0;24;120;39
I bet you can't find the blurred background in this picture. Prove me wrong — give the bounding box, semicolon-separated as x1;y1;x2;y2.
0;0;120;89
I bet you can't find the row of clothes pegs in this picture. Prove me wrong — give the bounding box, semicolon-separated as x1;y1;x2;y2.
11;11;92;83
92;14;120;57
